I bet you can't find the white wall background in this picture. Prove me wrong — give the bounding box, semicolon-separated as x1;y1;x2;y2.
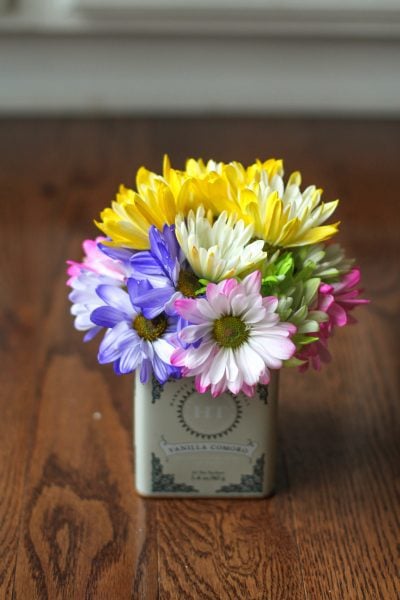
1;0;400;115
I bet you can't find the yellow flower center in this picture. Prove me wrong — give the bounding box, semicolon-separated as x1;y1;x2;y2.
177;269;200;298
212;315;249;349
133;314;168;341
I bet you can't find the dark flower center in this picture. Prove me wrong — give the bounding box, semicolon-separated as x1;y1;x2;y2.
133;313;168;341
177;269;200;298
212;315;249;349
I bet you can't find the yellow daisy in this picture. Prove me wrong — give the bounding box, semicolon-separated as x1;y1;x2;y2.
96;156;234;249
96;155;339;250
235;168;339;247
96;162;177;249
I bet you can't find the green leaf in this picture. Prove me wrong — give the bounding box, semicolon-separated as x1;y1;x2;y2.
284;357;306;368
261;275;279;284
276;252;294;276
303;278;320;305
293;334;319;346
297;320;319;334
195;286;207;295
309;310;329;323
290;305;308;325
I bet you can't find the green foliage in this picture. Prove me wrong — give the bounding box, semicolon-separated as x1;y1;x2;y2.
258;247;331;353
195;278;210;295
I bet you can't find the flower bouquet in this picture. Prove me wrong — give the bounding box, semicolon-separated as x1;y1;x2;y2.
67;157;368;497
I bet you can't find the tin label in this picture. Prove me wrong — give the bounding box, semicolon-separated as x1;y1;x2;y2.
134;375;278;497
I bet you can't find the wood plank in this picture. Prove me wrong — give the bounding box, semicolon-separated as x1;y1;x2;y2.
0;318;37;598
0;126;65;597
0;120;159;599
156;461;306;600
278;119;400;599
281;313;400;598
13;348;156;599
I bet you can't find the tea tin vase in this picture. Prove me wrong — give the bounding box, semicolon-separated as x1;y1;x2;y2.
134;373;279;498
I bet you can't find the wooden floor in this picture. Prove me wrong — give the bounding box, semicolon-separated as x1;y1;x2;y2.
0;118;399;599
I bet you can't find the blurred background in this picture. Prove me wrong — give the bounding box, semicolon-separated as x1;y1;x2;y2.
1;0;399;116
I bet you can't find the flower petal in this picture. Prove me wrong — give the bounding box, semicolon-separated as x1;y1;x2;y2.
91;306;126;328
241;271;261;295
96;285;133;316
174;298;206;324
153;338;174;364
235;344;264;386
118;342;142;374
140;358;152;383
135;286;175;319
208;348;228;384
98;322;131;364
180;323;212;343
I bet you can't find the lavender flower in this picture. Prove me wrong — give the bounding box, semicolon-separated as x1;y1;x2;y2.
129;225;200;318
91;279;181;382
67;237;131;341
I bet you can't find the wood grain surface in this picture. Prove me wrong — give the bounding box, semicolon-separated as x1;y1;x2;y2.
0;118;399;599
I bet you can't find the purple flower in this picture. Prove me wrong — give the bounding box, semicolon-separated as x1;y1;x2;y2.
97;242;136;267
68;271;124;342
91;279;181;382
129;225;200;319
67;236;132;341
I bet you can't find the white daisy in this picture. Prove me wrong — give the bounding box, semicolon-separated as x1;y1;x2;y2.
171;271;296;397
175;205;267;282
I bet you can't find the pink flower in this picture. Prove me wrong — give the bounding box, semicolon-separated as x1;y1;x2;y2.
296;333;332;372
323;267;369;329
66;237;126;285
171;271;296;397
297;267;369;371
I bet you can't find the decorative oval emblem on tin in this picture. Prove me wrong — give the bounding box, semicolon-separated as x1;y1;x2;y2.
177;389;242;439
